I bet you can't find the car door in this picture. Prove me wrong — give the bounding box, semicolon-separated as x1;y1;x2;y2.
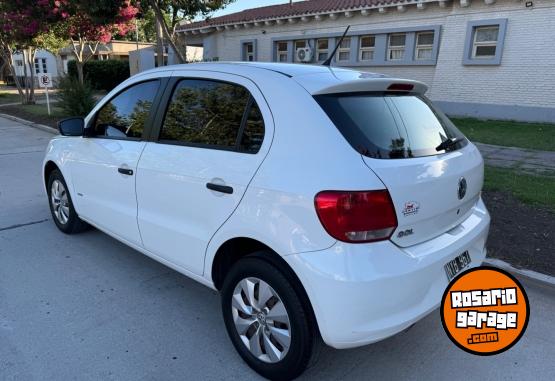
69;77;166;246
136;72;272;275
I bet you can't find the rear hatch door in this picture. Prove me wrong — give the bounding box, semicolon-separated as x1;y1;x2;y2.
315;92;483;247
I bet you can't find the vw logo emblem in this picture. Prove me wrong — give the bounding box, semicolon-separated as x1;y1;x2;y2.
458;177;467;200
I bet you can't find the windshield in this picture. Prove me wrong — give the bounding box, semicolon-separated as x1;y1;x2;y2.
314;93;467;159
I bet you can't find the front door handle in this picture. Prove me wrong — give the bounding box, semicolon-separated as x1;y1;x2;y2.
206;182;233;194
118;168;134;176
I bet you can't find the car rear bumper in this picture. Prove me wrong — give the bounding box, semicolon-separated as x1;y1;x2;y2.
284;197;490;349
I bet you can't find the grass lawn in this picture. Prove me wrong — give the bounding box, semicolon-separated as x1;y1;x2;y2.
451;117;555;152
0;91;21;105
484;166;555;210
17;103;66;118
0;102;68;128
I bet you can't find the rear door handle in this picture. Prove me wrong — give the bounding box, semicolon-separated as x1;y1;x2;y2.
206;183;233;194
118;168;134;176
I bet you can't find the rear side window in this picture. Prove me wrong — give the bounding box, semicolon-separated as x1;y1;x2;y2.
315;93;467;159
160;79;265;152
93;80;160;139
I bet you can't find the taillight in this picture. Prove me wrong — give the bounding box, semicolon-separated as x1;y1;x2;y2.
314;190;398;243
387;83;414;92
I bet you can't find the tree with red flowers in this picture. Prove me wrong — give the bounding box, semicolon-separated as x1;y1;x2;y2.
55;0;139;83
0;0;65;104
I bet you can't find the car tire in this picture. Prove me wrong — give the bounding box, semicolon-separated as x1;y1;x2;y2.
47;169;89;234
221;253;317;380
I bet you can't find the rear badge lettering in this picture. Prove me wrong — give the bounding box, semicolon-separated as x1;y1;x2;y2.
402;201;420;216
397;228;414;238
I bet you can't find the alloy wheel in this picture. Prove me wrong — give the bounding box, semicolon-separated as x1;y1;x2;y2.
231;277;292;363
50;179;70;225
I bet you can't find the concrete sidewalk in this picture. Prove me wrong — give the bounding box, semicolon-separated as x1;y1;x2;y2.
475;142;555;175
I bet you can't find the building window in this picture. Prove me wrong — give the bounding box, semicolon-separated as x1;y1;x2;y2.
15;59;23;67
415;31;434;60
276;42;288;62
359;35;375;61
294;40;307;62
387;33;406;61
34;58;47;74
463;19;507;65
316;39;329;62
472;26;499;58
243;42;255;61
336;37;351;62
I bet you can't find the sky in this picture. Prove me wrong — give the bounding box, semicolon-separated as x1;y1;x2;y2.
209;0;304;18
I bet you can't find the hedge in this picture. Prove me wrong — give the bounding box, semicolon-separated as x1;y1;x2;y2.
67;59;130;91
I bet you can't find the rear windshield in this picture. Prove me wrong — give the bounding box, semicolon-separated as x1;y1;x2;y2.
315;93;467;159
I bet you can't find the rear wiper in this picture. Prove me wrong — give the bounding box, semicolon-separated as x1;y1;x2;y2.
436;137;461;152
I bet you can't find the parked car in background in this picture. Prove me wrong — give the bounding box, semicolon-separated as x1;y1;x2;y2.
43;62;490;380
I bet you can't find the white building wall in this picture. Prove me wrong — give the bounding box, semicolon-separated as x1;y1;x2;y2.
192;0;555;122
12;50;59;78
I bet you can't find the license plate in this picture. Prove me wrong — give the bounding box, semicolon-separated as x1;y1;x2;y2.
444;251;472;281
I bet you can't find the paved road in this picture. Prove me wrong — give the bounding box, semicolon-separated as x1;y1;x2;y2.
1;116;555;381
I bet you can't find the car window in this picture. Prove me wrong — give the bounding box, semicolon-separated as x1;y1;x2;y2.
315;93;467;159
160;79;255;149
239;100;265;153
93;80;160;139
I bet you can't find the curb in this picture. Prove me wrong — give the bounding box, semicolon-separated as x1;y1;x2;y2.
0;113;57;135
484;258;555;288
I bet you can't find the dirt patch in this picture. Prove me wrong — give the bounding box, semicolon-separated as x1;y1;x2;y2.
0;105;59;128
483;191;555;276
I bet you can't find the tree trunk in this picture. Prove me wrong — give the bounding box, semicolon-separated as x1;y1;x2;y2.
28;47;36;104
150;0;186;64
76;62;84;84
0;47;26;103
155;18;165;67
21;49;33;104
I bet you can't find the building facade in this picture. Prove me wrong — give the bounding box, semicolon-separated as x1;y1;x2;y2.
10;41;158;84
178;0;555;123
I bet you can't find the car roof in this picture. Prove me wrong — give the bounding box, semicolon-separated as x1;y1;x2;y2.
136;62;428;95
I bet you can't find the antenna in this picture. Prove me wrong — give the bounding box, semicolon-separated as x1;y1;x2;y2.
322;25;350;67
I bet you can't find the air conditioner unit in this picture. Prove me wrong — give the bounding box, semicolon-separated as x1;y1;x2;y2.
296;47;313;63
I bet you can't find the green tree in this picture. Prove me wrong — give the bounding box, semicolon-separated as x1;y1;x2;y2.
144;0;235;64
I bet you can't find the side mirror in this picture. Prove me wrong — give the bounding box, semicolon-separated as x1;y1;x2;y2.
58;117;84;136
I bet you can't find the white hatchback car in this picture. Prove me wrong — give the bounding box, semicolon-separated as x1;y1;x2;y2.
43;62;490;380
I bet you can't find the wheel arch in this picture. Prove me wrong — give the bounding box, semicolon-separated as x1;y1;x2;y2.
211;237;321;337
43;160;60;189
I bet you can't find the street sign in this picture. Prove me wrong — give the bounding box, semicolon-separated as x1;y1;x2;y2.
38;73;52;88
38;73;53;115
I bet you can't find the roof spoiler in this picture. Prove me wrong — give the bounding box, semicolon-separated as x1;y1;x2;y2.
312;78;428;95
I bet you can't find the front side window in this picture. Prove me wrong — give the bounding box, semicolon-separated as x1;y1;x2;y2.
337;37;351;62
317;39;329;61
276;42;288;62
415;31;434;60
472;26;499;58
359;35;375;61
388;33;406;61
93;80;160;139
315;93;466;159
160;79;264;152
243;42;254;62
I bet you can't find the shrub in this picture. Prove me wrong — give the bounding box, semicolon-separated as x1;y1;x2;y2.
57;76;96;117
67;59;130;91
